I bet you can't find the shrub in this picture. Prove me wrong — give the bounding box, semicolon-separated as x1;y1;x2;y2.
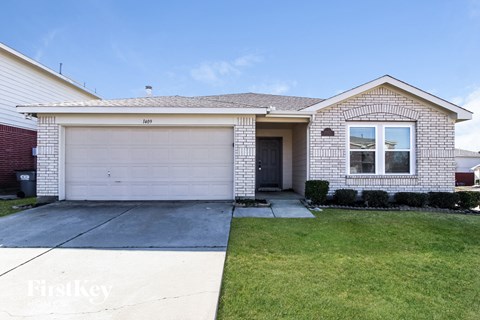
362;190;389;207
428;192;459;209
476;179;480;185
333;189;358;206
457;191;480;209
394;192;428;207
305;180;329;205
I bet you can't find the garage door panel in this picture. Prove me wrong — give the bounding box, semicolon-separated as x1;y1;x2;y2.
68;166;107;181
130;149;154;162
190;166;213;179
208;133;234;145
65;127;233;200
172;130;195;145
129;129;151;143
169;149;191;163
107;130;133;145
141;148;170;163
67;128;109;146
191;184;212;197
67;147;112;164
130;167;150;179
149;131;171;145
210;183;233;196
207;166;232;179
151;166;171;179
169;166;195;179
190;149;211;162
208;149;233;163
108;167;130;179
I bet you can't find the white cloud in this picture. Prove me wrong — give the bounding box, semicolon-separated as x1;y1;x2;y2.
191;61;239;84
233;54;262;67
455;86;480;151
190;54;262;85
34;29;60;61
249;80;297;95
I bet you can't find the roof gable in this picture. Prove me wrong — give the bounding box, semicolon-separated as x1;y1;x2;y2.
302;75;472;122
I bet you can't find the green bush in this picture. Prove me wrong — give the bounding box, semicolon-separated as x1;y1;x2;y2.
457;191;480;209
305;180;329;205
476;179;480;185
333;189;358;206
394;192;428;207
362;190;389;207
428;192;459;209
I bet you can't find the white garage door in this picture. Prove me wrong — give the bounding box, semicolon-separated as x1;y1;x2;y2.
65;127;234;200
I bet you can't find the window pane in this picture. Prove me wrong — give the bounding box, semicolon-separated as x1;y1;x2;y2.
385;127;410;149
385;151;410;173
350;127;376;149
350;151;375;174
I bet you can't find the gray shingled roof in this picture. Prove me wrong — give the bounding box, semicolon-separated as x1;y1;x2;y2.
455;148;480;157
198;93;323;111
18;93;323;111
18;96;258;108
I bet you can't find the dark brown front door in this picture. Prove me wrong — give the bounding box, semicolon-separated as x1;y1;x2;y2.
256;137;282;190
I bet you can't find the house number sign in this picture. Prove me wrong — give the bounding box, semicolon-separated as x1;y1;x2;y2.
142;119;153;124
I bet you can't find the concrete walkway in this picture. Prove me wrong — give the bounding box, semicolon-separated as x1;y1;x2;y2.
0;195;17;200
234;197;315;218
0;201;232;320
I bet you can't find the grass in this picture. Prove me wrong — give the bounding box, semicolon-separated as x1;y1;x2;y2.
0;197;36;217
217;209;480;320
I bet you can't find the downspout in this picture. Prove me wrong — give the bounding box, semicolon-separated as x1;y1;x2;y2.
306;113;314;182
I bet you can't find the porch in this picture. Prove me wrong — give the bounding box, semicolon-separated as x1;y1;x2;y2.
255;119;309;197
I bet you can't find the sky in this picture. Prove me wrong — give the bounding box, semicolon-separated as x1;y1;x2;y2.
1;0;480;150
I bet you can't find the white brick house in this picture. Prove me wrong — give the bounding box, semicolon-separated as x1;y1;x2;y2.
17;75;472;202
454;148;480;185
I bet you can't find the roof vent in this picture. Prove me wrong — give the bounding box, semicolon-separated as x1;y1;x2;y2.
145;85;152;97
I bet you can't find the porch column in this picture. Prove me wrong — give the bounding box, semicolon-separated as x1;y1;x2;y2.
234;116;256;199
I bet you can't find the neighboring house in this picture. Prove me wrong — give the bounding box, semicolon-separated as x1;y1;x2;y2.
17;75;472;202
472;164;480;185
0;42;99;192
455;148;480;186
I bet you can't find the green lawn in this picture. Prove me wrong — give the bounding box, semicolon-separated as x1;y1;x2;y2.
218;209;480;320
0;197;36;217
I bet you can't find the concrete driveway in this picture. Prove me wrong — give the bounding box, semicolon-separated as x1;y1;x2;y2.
0;201;232;320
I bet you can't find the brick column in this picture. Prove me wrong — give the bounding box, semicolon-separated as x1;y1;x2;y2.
36;116;59;202
234;116;256;199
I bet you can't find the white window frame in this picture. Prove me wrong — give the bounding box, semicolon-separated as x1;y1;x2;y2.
347;122;415;175
347;125;378;175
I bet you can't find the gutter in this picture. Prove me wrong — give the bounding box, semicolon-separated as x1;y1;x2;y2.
265;110;313;118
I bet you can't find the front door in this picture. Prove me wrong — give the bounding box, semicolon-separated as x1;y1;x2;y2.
256;137;282;190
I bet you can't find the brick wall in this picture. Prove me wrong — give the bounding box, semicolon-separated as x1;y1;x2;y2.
234;116;256;198
0;124;36;191
310;85;455;194
36;116;59;199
